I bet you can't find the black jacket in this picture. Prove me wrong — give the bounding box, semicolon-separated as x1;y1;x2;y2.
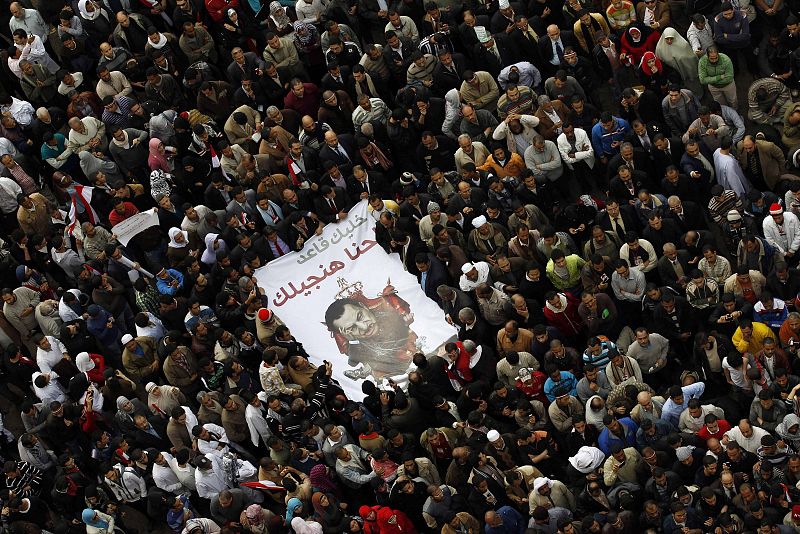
432;54;469;97
417;254;449;300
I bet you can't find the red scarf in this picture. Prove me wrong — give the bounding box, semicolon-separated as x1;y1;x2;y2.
639;51;663;77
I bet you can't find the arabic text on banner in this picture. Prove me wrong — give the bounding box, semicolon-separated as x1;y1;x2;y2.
111;208;160;246
253;200;457;400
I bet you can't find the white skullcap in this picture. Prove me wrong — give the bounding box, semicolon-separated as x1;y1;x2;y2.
472;215;488;228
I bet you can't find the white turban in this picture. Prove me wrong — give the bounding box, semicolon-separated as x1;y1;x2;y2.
568;446;605;473
532;477;552;492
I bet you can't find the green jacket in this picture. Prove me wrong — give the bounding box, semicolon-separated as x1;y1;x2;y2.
546;254;586;290
698;53;734;87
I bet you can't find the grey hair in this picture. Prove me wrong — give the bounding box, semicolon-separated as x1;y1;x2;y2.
458;307;476;322
436;285;453;298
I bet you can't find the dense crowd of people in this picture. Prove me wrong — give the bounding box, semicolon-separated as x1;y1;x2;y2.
7;0;800;532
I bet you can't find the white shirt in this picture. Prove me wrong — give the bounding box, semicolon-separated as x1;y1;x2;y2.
0;177;22;214
58;72;84;96
168;457;197;493
722;356;750;388
36;336;67;374
245;395;272;447
550;38;564;65
0;96;35;126
135;313;166;339
195;454;229;498
152;452;184;493
723;425;769;454
557;128;595;169
642;7;655;26
17;35;59;74
196;423;230;457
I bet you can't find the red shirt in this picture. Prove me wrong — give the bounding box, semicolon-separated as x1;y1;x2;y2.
108;201;139;226
696;418;732;441
283;84;321;117
204;0;239;22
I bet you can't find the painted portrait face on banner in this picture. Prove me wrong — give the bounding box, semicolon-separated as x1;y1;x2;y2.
255;201;456;397
324;280;417;378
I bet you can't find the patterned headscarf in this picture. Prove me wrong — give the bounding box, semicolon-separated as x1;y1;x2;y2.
293;20;318;47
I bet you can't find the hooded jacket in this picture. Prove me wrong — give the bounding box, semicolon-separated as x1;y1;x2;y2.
543;293;583;336
376;507;418;534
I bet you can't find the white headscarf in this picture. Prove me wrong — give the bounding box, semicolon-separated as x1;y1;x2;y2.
655;27;702;95
75;352;95;373
201;233;222;264
168;227;189;248
776;413;800;448
78;0;101;19
532;477;553;492
568;446;605;473
442;88;461;138
291;518;323;534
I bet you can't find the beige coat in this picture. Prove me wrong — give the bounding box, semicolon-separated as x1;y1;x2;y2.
16;193;51;236
262;36;301;69
723;270;767;301
454;142;490;173
224;105;262;146
735;139;786;190
528;479;576;514
122;336;158;382
547;396;584;433
459;71;500;112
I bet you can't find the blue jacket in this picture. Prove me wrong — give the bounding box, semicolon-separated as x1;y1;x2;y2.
591;117;630;157
544;371;578;402
598;417;639;455
662;508;703;534
712;11;750;48
485;506;525;534
86;306;121;347
156;269;184;296
754;300;789;329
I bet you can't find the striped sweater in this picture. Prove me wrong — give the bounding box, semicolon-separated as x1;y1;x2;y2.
406;54;437;83
606;1;636;30
707;190;744;224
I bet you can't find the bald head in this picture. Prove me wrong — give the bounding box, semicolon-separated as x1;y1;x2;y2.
485;511;500;526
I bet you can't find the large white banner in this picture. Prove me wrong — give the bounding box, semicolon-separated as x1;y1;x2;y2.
254;200;457;398
111;208;160;246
